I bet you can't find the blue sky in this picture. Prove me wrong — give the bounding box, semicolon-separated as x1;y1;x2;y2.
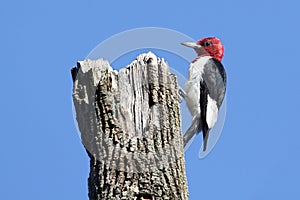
1;0;300;199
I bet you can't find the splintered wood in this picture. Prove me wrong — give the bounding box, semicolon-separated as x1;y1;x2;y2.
72;52;188;200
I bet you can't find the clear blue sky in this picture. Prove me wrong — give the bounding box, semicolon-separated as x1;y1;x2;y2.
1;0;300;199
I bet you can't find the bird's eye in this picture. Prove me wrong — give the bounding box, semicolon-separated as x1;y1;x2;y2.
202;41;211;47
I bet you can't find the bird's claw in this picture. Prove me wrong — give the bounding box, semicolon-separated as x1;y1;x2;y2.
178;87;186;103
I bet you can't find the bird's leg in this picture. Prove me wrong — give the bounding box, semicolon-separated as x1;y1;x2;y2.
178;87;186;103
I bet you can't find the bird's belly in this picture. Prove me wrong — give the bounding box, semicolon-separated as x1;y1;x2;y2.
185;79;200;117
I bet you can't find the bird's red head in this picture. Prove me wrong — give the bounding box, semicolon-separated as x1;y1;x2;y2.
196;37;224;62
182;37;224;62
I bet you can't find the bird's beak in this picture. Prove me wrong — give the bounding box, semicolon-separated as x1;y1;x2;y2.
181;42;202;49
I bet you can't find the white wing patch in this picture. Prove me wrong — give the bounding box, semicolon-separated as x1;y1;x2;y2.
206;95;218;128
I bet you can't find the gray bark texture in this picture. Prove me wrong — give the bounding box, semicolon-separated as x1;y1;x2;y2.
71;52;188;200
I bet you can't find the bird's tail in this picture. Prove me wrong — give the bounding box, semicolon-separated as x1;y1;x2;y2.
202;132;209;152
183;115;202;147
202;125;210;151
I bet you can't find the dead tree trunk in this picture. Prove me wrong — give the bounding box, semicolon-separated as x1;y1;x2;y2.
71;52;188;200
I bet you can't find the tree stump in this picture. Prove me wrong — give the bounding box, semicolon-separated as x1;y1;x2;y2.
71;52;188;200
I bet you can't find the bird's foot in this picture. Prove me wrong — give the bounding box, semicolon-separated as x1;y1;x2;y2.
178;87;186;103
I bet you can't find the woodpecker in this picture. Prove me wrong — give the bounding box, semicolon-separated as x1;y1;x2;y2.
181;37;226;151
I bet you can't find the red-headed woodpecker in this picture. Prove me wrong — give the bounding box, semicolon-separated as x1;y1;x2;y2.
181;37;226;151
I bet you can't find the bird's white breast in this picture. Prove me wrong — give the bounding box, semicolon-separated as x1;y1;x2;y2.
185;56;211;117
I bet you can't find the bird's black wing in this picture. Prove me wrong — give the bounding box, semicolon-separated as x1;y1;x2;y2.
200;80;209;151
199;58;226;151
202;58;227;108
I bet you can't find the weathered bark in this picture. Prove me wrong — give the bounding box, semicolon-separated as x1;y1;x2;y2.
71;52;188;199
